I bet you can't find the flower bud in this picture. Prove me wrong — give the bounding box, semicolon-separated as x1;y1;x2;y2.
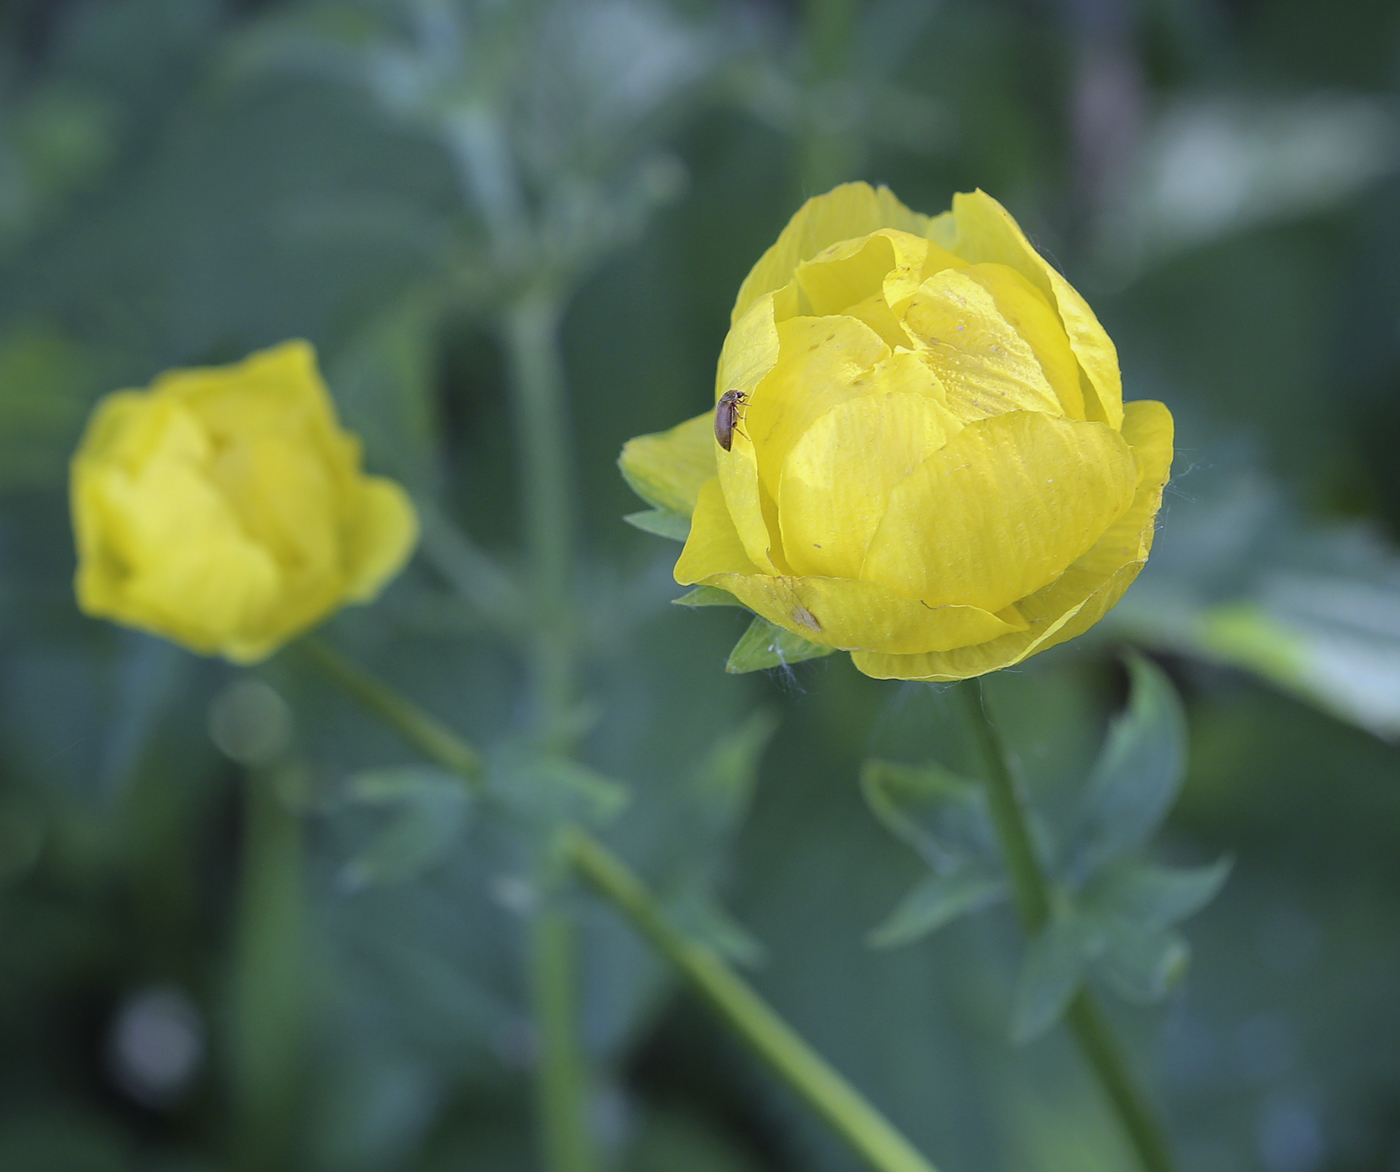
71;340;418;663
621;183;1173;680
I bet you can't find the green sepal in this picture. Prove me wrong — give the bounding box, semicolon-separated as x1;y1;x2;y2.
725;616;835;673
618;411;715;515
868;869;1005;948
673;585;745;608
624;508;690;541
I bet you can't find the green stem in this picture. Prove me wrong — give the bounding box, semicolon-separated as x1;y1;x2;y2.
296;637;484;786
564;828;940;1172
502;287;576;740
530;895;602;1172
301;646;942;1172
953;680;1175;1172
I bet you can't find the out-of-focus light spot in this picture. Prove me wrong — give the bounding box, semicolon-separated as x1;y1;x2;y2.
1258;1096;1325;1172
208;678;293;767
107;985;205;1107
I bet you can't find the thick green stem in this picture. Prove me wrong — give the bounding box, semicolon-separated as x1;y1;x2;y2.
530;897;601;1172
302;646;942;1172
954;680;1175;1172
502;288;576;740
563;828;941;1172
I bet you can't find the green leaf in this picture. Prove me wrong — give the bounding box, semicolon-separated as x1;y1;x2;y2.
691;710;779;829
725;616;835;673
624;508;690;541
868;869;1005;948
490;748;631;827
1085;858;1232;929
860;758;999;870
338;767;474;889
1012;912;1091;1043
530;757;631;823
618;412;715;516
1068;654;1187;878
670;889;767;967
673;585;745;608
1096;928;1191;1004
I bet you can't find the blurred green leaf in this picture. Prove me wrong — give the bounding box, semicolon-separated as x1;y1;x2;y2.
623;507;689;541
1012;912;1090;1044
868;869;1005;949
1095;927;1190;1006
1083;858;1233;930
690;709;777;829
860;758;998;871
669;888;766;967
725;616;834;673
490;749;630;827
338;766;474;889
0;325;93;491
1066;655;1186;880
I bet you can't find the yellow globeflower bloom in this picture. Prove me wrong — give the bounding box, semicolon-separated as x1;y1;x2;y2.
71;340;418;663
621;183;1173;681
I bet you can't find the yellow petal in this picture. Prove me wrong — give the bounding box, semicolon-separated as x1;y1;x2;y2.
927;191;1122;427
778;391;959;579
861;411;1138;613
732;183;930;326
741;313;892;505
903;263;1083;420
618;411;716;516
790;229;932;348
675;476;764;582
677;477;1025;654
851;399;1173;680
344;477;420;602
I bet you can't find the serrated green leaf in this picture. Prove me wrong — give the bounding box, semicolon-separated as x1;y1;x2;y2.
618;412;714;516
860;758;999;871
1068;654;1187;879
725;616;835;673
338;767;473;889
691;710;778;828
1012;913;1091;1043
489;747;631;827
673;585;745;608
868;869;1006;948
624;508;690;541
1085;857;1232;929
1096;927;1191;1004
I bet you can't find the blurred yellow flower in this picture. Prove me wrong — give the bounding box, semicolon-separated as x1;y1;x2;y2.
71;340;418;663
621;183;1173;681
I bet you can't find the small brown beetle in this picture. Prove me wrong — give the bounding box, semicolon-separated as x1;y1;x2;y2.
714;389;749;451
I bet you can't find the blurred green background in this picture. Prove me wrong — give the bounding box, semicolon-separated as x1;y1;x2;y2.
3;0;1400;1170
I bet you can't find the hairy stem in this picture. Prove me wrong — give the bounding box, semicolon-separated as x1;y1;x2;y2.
954;679;1176;1172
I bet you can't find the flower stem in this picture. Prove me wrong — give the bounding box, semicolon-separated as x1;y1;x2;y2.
498;285;602;1172
530;893;602;1172
297;636;484;786
300;644;944;1172
563;827;943;1172
953;680;1176;1172
502;287;576;742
